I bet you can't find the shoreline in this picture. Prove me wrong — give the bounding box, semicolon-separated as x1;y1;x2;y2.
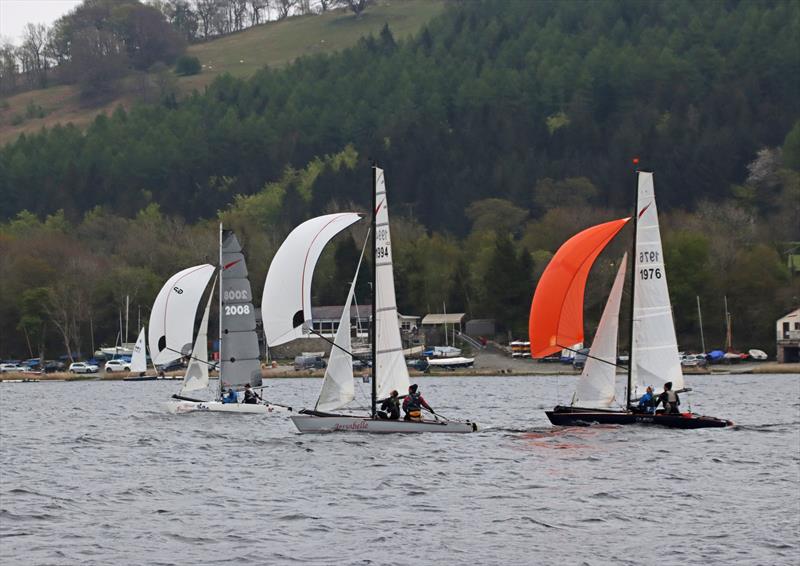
1;361;798;382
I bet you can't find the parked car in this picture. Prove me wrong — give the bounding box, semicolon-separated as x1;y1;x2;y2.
43;361;66;373
105;359;131;372
0;363;26;373
68;362;99;374
572;348;590;370
680;353;707;367
294;355;326;371
156;360;186;373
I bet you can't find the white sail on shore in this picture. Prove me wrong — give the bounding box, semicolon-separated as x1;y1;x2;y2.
573;254;627;409
130;327;148;374
631;172;684;396
149;264;216;366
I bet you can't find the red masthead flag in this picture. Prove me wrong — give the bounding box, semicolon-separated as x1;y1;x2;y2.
529;217;630;358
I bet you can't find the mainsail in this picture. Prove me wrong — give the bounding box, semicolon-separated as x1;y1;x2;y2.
262;213;362;347
181;280;215;392
220;230;262;389
149;264;216;365
373;167;410;400
529;218;630;358
573;254;627;409
315;246;366;412
130;327;147;374
631;172;683;395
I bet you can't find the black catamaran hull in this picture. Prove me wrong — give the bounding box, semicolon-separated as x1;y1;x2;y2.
546;406;733;429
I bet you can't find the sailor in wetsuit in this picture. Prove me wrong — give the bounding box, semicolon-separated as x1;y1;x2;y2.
402;384;433;421
657;382;680;414
378;390;401;420
243;383;262;404
222;388;238;404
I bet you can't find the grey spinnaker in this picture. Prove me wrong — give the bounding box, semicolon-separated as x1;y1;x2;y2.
220;230;262;389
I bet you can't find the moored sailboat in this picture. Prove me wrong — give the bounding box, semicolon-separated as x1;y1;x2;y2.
530;171;732;429
122;327;158;381
290;166;477;433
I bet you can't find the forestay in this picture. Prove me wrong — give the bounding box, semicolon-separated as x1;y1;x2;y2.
631;172;684;395
220;230;262;389
262;213;362;347
573;254;627;409
149;264;215;366
130;327;147;374
374;167;410;400
181;280;215;392
315;243;367;412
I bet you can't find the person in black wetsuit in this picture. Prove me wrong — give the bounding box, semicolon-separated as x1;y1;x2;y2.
378;390;401;420
243;383;261;404
656;382;680;414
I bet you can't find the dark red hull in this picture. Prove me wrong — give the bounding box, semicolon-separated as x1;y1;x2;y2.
545;406;733;429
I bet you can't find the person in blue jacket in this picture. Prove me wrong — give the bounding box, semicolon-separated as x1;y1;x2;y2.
637;386;655;413
222;388;238;404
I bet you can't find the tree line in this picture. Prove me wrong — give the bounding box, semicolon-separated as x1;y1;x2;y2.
0;0;798;360
0;0;373;98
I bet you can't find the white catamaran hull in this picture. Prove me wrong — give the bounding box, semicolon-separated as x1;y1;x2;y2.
164;400;291;415
290;414;477;433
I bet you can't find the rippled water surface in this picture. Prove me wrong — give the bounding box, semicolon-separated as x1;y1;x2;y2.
1;373;799;565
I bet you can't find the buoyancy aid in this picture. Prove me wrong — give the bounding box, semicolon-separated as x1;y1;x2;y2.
405;392;422;411
666;390;678;404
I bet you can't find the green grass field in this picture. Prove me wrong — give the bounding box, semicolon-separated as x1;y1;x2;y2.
0;0;445;146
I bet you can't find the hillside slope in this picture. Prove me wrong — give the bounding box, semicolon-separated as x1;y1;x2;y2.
0;0;444;146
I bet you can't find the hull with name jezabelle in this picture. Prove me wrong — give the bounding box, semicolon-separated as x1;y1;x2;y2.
545;406;733;429
291;412;477;433
163;400;292;415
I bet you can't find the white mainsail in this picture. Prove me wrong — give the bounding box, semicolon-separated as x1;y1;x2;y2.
130;327;148;374
262;213;362;347
315;250;366;412
182;281;215;393
149;264;216;366
374;167;410;400
631;172;684;396
573;254;627;409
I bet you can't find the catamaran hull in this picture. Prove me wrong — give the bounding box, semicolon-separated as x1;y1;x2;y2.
291;414;477;433
163;400;291;415
545;406;732;429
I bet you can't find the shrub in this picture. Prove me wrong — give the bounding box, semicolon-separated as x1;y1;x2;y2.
175;55;201;76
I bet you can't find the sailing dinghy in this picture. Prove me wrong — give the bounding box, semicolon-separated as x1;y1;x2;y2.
122;327;158;381
290;166;477;433
529;171;732;429
163;227;290;415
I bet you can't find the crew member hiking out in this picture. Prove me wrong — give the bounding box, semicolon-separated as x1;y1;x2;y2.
378;390;400;420
402;384;432;421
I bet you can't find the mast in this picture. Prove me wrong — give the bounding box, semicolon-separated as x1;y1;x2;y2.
696;295;706;354
626;163;640;409
371;165;378;418
218;222;223;400
724;295;732;351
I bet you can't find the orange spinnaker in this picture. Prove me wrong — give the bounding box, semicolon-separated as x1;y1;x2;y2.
529;217;630;358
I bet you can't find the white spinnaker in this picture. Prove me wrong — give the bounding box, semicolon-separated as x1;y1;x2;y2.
182;280;215;393
149;264;215;366
130;327;147;373
315;245;367;412
374;167;410;400
631;172;684;396
262;213;362;347
573;254;627;409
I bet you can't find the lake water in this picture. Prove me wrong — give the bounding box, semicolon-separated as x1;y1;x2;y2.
1;373;798;565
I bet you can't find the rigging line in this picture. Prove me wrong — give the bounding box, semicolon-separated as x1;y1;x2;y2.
163;346;218;369
556;343;627;370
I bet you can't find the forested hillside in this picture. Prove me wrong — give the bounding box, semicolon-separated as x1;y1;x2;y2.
1;0;798;361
